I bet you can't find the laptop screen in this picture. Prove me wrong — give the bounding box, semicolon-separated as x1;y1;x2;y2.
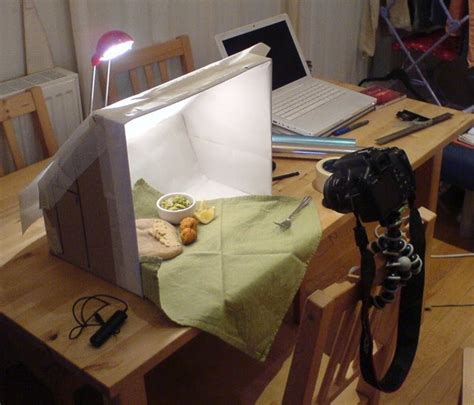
221;20;307;90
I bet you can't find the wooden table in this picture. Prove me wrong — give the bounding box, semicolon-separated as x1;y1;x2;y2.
273;98;472;312
1;97;472;403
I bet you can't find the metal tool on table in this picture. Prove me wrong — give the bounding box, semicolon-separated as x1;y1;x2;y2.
375;112;453;145
274;195;312;230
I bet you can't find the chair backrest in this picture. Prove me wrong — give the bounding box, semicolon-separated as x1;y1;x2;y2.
0;86;58;176
283;207;436;405
99;35;195;104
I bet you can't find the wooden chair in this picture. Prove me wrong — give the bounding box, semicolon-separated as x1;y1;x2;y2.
0;86;58;176
99;35;195;104
282;208;436;405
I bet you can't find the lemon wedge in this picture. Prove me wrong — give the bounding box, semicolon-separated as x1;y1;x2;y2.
194;202;216;224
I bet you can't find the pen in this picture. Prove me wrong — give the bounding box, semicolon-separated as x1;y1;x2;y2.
272;171;300;181
331;120;369;136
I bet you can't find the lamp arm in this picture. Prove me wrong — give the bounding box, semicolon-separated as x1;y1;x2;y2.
105;60;111;107
90;65;97;116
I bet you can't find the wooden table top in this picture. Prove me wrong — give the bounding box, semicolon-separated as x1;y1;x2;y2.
0;96;472;396
272;98;473;237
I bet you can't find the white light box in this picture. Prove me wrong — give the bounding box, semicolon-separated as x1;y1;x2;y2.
21;47;273;296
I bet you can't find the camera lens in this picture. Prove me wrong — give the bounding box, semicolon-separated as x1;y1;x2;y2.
322;175;336;209
323;174;348;212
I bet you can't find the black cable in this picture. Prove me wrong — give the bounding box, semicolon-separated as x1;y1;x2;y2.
272;171;300;181
69;294;128;340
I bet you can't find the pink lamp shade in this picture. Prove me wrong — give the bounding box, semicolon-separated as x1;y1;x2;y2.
89;30;134;115
91;30;134;66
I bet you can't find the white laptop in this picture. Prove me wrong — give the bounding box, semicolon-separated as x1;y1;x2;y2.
215;14;376;136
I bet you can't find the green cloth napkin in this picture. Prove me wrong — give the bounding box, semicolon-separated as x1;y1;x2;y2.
133;179;321;361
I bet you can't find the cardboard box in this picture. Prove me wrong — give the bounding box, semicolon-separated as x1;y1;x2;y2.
21;48;273;296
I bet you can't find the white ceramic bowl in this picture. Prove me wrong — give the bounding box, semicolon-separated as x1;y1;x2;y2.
156;192;196;224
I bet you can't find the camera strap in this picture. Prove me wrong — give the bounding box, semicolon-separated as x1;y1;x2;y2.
354;203;425;392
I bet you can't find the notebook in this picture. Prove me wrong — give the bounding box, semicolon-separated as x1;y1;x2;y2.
215;14;376;136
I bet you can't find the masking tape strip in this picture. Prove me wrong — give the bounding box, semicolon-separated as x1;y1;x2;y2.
313;157;339;193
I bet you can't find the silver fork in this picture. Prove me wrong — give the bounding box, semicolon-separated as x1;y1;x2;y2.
274;195;312;230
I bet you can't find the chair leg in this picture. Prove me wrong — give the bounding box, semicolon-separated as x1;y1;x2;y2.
460;189;474;238
283;295;335;405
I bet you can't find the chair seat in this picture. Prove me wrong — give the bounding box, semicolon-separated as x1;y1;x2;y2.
441;142;474;190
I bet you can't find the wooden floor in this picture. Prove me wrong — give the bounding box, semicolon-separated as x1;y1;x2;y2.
1;191;473;404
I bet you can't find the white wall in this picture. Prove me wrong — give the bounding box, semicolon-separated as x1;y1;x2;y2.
299;0;369;84
0;0;77;82
0;0;368;87
1;1;26;81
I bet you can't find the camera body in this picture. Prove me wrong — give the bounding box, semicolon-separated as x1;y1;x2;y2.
323;147;416;225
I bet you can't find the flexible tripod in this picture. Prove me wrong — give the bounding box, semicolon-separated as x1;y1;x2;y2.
369;213;423;309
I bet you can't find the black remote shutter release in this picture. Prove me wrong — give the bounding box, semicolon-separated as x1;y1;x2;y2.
89;310;128;348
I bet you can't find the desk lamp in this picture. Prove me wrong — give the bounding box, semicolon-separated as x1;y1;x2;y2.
89;30;134;115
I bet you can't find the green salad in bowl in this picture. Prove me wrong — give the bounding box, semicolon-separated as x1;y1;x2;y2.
159;195;193;211
156;192;196;224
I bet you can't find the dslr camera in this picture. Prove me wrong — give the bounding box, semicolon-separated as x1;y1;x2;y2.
323;147;416;225
322;146;424;393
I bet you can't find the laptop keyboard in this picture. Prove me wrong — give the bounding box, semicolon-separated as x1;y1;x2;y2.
273;81;345;121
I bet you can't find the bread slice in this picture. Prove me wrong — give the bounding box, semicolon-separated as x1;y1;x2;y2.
136;218;183;259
